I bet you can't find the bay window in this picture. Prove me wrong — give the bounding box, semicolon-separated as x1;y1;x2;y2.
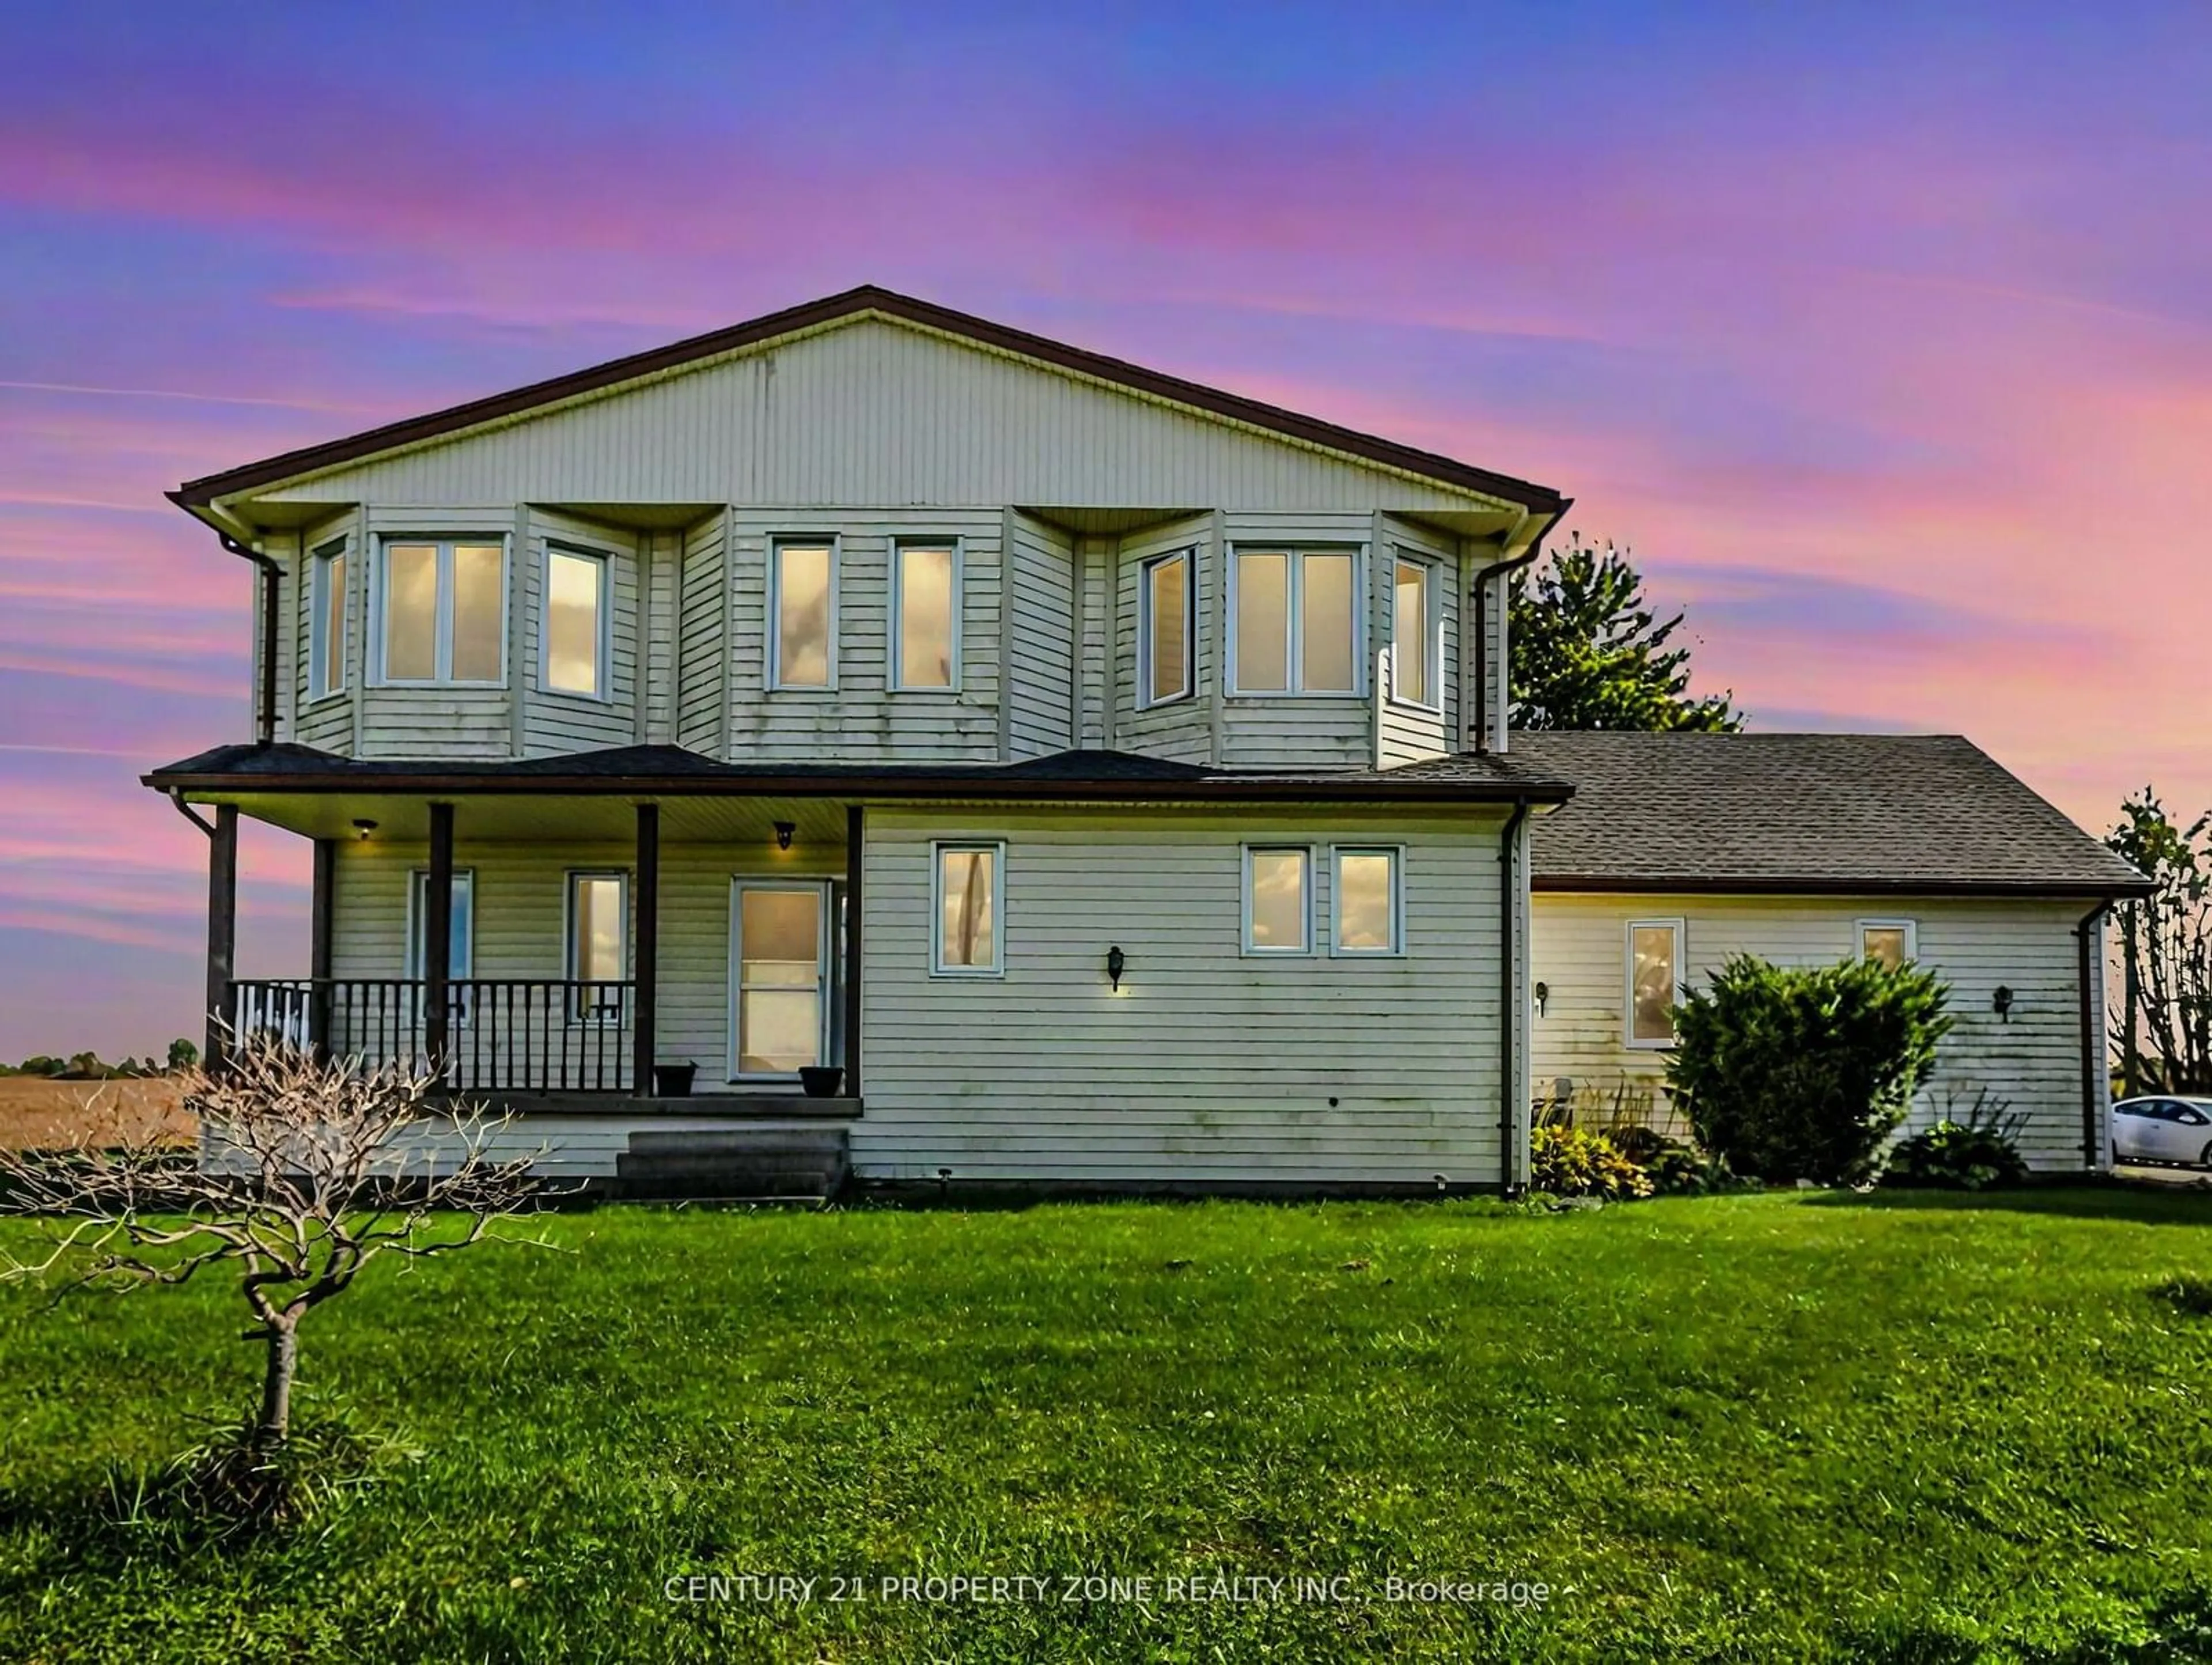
544;547;608;699
1391;556;1437;707
309;539;348;699
1232;548;1358;694
1140;550;1194;705
380;539;505;684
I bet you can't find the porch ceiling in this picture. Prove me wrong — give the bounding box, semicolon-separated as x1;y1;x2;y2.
212;790;853;848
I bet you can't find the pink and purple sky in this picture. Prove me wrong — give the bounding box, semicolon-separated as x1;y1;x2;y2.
2;2;2208;1060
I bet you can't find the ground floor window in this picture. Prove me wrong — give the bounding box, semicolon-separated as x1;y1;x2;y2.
1626;919;1683;1047
1331;847;1402;954
1858;918;1918;969
1244;846;1313;954
566;872;628;1021
406;869;476;1021
933;843;1003;974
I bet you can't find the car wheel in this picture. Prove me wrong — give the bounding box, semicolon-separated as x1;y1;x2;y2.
2201;1140;2212;1170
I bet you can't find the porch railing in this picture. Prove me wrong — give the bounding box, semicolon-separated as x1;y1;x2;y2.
228;978;637;1093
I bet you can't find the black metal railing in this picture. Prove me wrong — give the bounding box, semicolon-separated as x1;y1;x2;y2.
228;978;636;1092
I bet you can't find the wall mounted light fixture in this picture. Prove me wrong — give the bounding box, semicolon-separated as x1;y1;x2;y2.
774;820;796;852
1533;979;1550;1017
1993;985;2014;1023
352;818;378;842
1107;944;1127;991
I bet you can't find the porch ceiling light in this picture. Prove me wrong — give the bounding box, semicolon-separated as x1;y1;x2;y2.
351;818;378;841
773;820;796;852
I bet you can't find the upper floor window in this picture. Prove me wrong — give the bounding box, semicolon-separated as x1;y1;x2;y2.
1233;548;1358;694
544;546;608;699
1859;919;1917;970
1140;550;1193;706
771;540;835;689
308;539;348;700
380;539;505;685
894;542;959;690
1627;919;1683;1048
1391;556;1438;709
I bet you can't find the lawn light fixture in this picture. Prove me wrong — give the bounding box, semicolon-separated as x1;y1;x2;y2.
1107;944;1127;992
1533;979;1549;1017
1993;985;2014;1023
352;818;378;841
773;820;796;852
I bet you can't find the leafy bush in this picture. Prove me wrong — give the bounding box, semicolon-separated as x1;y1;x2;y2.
1668;954;1953;1185
1610;1125;1746;1195
1529;1123;1653;1200
1887;1087;2029;1190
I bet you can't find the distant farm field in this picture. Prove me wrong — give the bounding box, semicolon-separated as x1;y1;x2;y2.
0;1076;192;1149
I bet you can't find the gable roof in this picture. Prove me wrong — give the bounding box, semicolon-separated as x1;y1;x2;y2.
170;285;1568;515
1510;732;2148;897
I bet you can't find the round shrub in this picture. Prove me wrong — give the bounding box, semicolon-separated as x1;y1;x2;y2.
1887;1120;2029;1190
1666;954;1952;1185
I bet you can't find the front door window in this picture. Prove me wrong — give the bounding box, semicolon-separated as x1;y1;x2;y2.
734;884;826;1076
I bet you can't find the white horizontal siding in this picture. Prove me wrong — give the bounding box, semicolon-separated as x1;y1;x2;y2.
722;507;1003;765
1528;892;2099;1171
1113;514;1214;764
1003;510;1075;758
674;512;727;752
856;807;1510;1185
520;509;640;757
256;316;1509;515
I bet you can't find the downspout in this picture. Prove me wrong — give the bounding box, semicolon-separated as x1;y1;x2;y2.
2075;900;2109;1171
1499;796;1532;1194
215;531;283;748
1469;510;1566;755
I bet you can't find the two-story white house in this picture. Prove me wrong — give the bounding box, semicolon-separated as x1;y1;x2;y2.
147;287;2145;1194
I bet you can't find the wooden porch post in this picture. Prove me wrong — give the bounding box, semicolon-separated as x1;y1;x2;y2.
204;804;238;1069
425;802;454;1082
844;805;863;1097
634;801;659;1095
309;837;336;1058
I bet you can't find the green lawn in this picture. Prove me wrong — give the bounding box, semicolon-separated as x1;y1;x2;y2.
3;1189;2211;1662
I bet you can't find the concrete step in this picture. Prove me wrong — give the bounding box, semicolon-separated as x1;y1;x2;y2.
615;1126;847;1200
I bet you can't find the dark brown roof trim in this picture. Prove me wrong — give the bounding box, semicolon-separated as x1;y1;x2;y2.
170;285;1568;514
143;767;1571;807
1533;873;2153;899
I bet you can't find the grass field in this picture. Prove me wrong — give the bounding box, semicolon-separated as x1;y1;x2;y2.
3;1188;2211;1662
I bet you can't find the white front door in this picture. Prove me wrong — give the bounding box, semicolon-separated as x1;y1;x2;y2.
730;881;828;1080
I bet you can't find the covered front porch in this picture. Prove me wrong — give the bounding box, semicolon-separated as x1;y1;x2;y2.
183;786;868;1115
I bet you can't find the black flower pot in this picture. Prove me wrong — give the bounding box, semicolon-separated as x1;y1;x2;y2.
652;1062;696;1097
798;1065;844;1098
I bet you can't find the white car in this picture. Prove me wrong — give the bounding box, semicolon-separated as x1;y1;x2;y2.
2113;1096;2212;1168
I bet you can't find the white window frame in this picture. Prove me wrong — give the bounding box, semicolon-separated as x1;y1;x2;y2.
404;868;477;1024
307;537;349;702
1138;548;1195;708
1388;553;1442;711
1624;918;1685;1050
890;538;963;693
1857;918;1919;966
768;536;839;691
564;869;630;1024
1227;545;1365;697
373;536;509;687
1241;844;1316;956
541;543;612;702
1328;845;1404;957
728;878;832;1080
930;841;1006;977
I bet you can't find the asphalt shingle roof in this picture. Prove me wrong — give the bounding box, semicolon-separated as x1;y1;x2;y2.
1512;731;2147;896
